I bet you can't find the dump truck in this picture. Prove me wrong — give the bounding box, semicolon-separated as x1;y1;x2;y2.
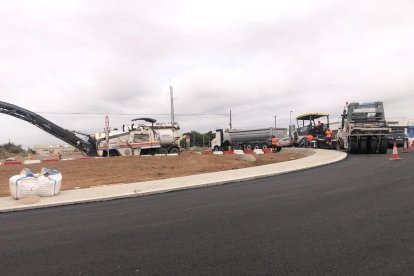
211;128;287;151
0;101;181;156
336;102;389;154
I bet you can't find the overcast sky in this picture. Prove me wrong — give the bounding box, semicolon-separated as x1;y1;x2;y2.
1;0;413;147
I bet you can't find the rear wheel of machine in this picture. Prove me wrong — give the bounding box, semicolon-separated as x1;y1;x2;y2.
261;143;268;149
169;147;180;154
379;138;388;154
336;139;344;151
368;138;377;154
253;144;260;149
348;137;359;154
158;148;168;155
245;144;252;150
359;138;367;153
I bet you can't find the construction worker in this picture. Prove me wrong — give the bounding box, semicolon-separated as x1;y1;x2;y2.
325;128;333;145
305;133;314;148
271;136;282;152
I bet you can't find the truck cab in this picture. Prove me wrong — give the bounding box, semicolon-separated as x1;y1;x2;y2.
211;129;231;151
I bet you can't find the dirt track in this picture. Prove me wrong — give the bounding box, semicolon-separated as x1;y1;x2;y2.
0;149;314;197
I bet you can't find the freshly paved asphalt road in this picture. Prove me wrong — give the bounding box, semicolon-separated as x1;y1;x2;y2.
1;153;414;275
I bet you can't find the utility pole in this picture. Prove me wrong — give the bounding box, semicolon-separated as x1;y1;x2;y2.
273;115;277;128
289;110;293;145
229;109;232;129
169;83;175;125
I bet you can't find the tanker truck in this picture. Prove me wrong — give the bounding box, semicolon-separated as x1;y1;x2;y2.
211;128;287;151
96;118;181;156
336;102;389;154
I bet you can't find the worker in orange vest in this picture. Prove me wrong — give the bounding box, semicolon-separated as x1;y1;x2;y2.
271;136;282;152
325;128;333;145
305;134;314;148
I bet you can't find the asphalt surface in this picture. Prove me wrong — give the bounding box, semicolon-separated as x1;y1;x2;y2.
1;152;414;275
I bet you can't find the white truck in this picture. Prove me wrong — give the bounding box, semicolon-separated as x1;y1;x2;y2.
211;128;287;151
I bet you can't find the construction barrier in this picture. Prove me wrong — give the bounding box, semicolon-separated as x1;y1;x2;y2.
223;150;234;154
42;159;60;163
4;161;22;165
24;160;42;165
262;148;273;154
402;140;410;153
253;149;264;155
243;150;254;154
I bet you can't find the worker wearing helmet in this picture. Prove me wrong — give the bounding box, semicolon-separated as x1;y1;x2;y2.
271;136;282;152
305;133;314;148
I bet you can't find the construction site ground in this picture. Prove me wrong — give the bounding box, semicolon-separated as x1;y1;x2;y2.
0;148;313;197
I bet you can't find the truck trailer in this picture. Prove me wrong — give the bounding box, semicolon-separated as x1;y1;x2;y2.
211;128;286;151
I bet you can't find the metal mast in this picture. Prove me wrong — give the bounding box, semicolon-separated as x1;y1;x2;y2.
169;84;175;125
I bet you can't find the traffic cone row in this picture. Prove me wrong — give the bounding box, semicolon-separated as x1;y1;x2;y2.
402;139;410;153
389;142;401;161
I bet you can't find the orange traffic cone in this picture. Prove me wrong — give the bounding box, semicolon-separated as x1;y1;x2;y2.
390;142;401;160
402;139;410;153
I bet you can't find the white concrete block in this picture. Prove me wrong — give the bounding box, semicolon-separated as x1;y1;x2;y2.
254;149;264;155
23;160;41;164
213;151;224;155
234;150;245;155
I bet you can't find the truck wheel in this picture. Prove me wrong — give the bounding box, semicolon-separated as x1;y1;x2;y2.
349;138;359;154
336;139;344;151
158;148;168;155
360;138;367;153
169;147;180;154
253;144;260;149
213;146;220;152
245;144;252;150
261;143;268;149
379;138;388;154
368;138;377;154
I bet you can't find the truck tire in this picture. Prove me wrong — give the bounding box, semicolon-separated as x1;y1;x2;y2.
336;139;344;151
261;143;268;149
379;138;388;154
169;147;180;154
245;144;252;150
348;138;359;154
253;144;260;149
359;138;367;153
213;146;220;152
368;138;377;154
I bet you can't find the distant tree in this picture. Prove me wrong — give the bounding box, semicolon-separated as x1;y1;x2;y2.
0;142;25;154
182;130;215;148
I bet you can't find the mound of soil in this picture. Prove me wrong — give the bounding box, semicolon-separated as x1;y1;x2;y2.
0;148;314;197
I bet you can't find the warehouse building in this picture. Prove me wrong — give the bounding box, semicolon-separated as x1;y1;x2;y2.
387;117;414;137
33;144;76;154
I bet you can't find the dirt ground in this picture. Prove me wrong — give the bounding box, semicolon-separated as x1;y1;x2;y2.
0;149;314;197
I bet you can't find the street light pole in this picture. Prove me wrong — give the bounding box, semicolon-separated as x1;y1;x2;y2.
289;110;293;145
273;115;277;128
